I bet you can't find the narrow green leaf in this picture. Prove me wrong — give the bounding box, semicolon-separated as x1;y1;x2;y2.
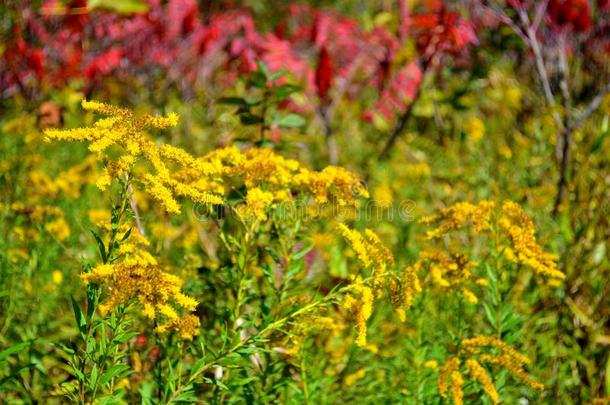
99;364;131;386
0;340;33;361
71;297;87;338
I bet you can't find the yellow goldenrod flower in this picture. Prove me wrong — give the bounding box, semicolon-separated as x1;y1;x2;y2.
439;356;461;398
421;200;495;239
372;181;393;209
343;278;374;347
449;370;465;405
45;217;71;241
80;234;199;340
466;359;499;404
424;360;439;370
499;201;564;281
338;224;372;269
464;117;485;143
421;200;564;284
52;270;64;285
343;369;366;386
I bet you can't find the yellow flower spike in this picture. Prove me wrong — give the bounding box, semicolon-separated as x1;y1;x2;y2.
421;200;563;284
462;287;478;304
466;359;499;404
343;278;374;348
364;228;395;269
439;357;461;398
449;370;465;405
337;224;372;269
45;217;71;241
402;264;421;311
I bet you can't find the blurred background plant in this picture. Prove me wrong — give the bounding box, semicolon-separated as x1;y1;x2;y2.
1;0;609;403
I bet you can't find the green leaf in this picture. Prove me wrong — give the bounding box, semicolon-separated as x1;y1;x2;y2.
482;302;496;328
99;364;132;386
90;364;99;389
90;230;107;263
240;114;264;125
273;84;300;99
291;244;313;261
0;363;35;387
0;340;33;361
269;70;286;81
218;97;248;106
255;60;270;79
52;342;75;356
71;296;87;339
120;227;133;242
88;0;148;14
274;114;305;128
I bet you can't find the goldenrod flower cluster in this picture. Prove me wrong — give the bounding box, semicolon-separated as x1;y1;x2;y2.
390;264;422;321
337;225;421;344
342;277;373;347
421;201;495;238
81;230;200;340
499;201;564;280
421;200;564;283
416;250;485;304
199;146;368;222
337;224;394;274
45;101;368;222
44;100;222;214
439;336;543;404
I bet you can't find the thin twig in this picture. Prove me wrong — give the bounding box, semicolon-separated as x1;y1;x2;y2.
571;83;610;132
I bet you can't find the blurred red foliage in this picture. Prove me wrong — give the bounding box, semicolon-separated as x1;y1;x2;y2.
1;0;478;124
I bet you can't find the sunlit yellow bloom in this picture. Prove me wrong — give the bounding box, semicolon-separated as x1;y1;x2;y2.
80;234;199;340
449;371;464;405
439;356;460;398
421;200;564;284
464;117;485;143
52;270;64;285
338;224;372;269
344;369;366;386
235;187;275;222
45;217;71;241
499;201;564;280
343;278;373;347
372;181;393;209
466;359;499;404
424;360;438;370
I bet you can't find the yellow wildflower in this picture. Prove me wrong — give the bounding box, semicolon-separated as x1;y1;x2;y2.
338;224;372;269
45;217;71;241
235;187;275;222
466;359;499;404
424;360;439;370
343;278;373;347
80;234;199;340
344;369;366;386
421;200;563;284
52;270;64;285
439;356;461;398
449;370;465;405
372;181;393;209
421;200;495;238
464;117;485;143
499;201;564;280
